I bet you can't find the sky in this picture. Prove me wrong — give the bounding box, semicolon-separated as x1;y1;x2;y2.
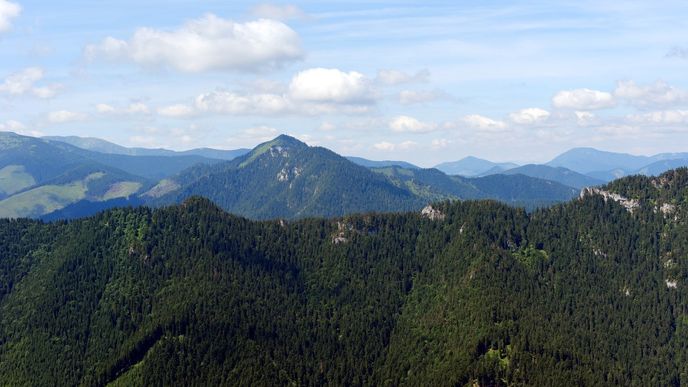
0;0;687;167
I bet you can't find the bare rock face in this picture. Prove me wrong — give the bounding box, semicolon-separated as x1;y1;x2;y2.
660;203;676;215
580;187;640;213
331;221;350;245
277;165;303;182
421;205;446;221
270;146;289;158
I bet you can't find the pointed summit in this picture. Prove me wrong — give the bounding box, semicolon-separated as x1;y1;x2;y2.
268;134;308;148
238;134;308;168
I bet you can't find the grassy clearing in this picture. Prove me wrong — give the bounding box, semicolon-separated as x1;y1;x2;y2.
0;165;36;196
0;181;88;218
102;181;142;201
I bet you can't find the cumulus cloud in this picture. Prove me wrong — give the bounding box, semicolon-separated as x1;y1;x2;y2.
0;119;24;132
575;111;595;126
48;110;87;124
509;108;550;124
289;68;373;104
431;138;451;149
96;103;116;113
0;0;20;33
614;80;688;108
376;69;429;85
552;88;615;110
95;102;150;116
627;110;688;125
160;68;376;118
0;120;43;137
461;114;507;131
84;14;304;73
251;4;307;21
195;90;291;115
389;115;437;133
373;140;417;151
0;67;61;98
157;104;195;118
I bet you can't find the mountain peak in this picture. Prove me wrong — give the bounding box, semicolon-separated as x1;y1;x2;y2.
270;134;308;147
237;135;308;168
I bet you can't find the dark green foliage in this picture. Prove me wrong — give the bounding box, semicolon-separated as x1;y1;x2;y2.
1;169;687;386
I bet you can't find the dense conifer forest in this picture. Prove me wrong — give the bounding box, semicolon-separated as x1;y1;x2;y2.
0;168;687;386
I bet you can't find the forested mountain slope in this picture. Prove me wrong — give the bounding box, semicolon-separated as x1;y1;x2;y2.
148;136;577;219
0;168;687;385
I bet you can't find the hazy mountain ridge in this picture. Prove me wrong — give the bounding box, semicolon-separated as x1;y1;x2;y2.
496;164;605;189
45;135;250;160
2;131;687;220
151;136;580;218
434;156;519;176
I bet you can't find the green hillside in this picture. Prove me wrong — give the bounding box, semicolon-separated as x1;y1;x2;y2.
0;168;686;385
149;136;578;219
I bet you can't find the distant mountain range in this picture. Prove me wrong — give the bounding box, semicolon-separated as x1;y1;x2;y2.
435;147;688;187
434;156;518;176
2;131;688;221
146;135;579;219
44;135;250;160
346;156;420;170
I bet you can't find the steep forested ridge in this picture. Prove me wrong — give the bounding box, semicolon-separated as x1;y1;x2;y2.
1;169;687;386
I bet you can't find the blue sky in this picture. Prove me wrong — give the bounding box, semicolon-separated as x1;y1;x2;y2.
0;0;687;166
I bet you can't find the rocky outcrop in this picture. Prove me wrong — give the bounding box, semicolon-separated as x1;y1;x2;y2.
421;205;446;221
580;187;640;213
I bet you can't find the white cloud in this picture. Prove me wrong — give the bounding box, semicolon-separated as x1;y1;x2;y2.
376;69;429;85
170;68;376;118
251;4;307;21
509;108;550;124
461;114;507;131
373;140;417;151
575;111;595;126
95;102;150;115
614;80;688;108
195;90;291;115
399;90;443;105
0;0;20;33
0;120;43;137
126;102;150;114
48;110;87;124
552;88;615;110
96;103;116;113
289;68;373;104
431;138;451;149
627;110;688;125
0;67;61;99
85;14;304;73
0;119;23;131
373;141;395;151
157;104;195;118
389;115;437;133
597;124;641;136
